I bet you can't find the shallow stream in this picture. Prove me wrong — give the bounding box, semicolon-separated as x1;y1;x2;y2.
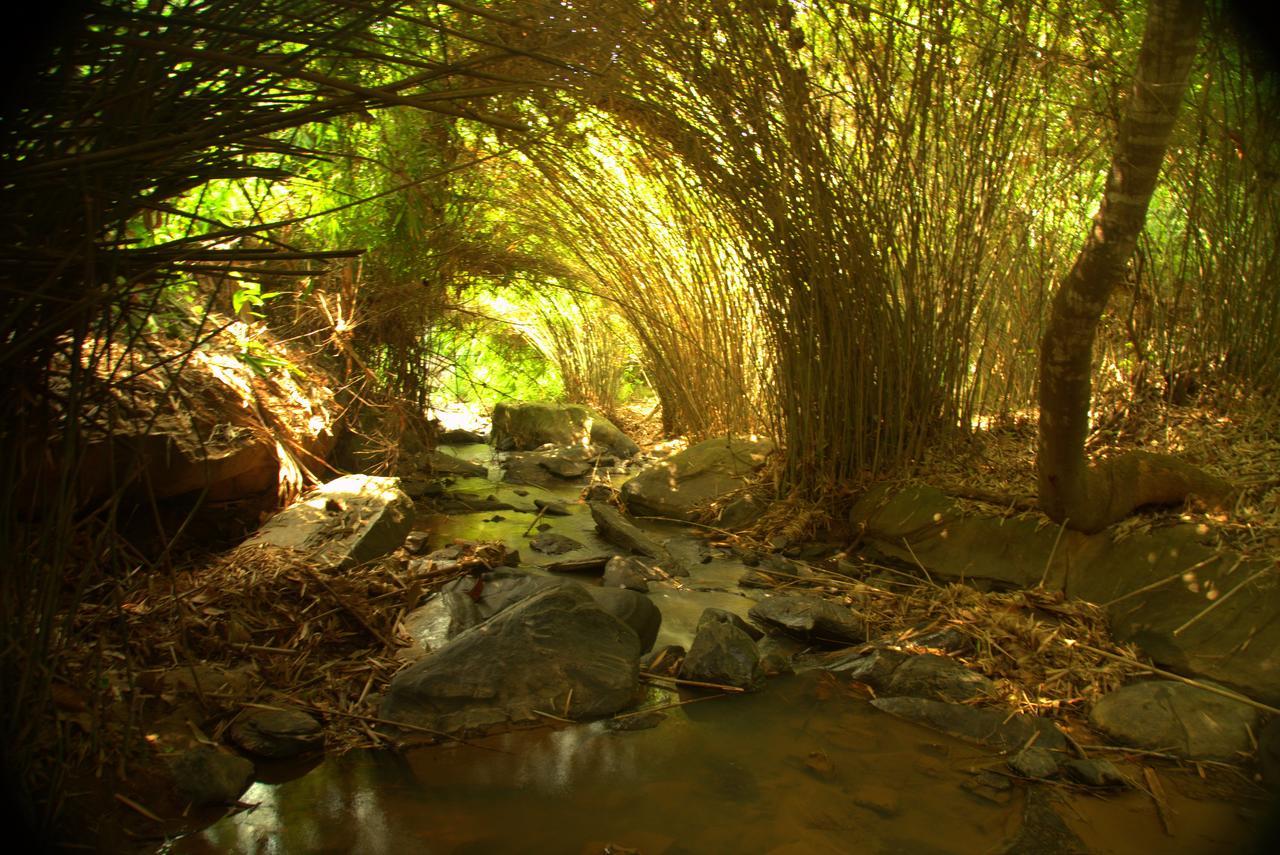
174;444;1264;853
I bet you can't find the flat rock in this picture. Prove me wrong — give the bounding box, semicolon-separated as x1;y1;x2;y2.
530;532;584;555
539;456;593;479
168;746;254;807
380;585;641;734
229;708;324;759
620;436;774;522
679;616;764;690
749;595;864;645
883;654;995;702
247;474;414;570
425;450;488;478
1088;679;1260;761
586;587;662;653
871;696;1065;753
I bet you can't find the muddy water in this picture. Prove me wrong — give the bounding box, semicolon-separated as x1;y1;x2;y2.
175;444;1263;853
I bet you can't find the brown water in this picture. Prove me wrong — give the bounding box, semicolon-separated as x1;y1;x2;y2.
171;444;1266;854
173;671;1261;854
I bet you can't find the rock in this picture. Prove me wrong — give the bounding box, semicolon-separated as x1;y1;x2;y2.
962;770;1014;805
424;450;487;478
403;531;431;555
539;455;593;479
544;556;611;574
679;614;764;690
491;401;637;457
247;474;414;570
803;751;837;780
589;502;688;576
1063;758;1128;788
380;585;641;734
758;636;804;676
1008;746;1060;779
871;697;1065;752
402;570;559;650
718;495;767;530
529;532;583;555
605;710;668;732
883;654;995;702
168;746;254;807
620;436;774;522
641;644;686;677
699;607;765;641
534;498;571;516
602;557;651;592
229;708;324;759
800;646;907;683
739;569;779;588
1000;788;1088;855
1088;680;1260;761
586;587;662;653
748;595;864;645
849;784;900;817
438;428;486;445
582;484;616;503
434;491;514;513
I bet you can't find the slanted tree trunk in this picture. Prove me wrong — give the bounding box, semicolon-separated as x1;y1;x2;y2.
1038;0;1231;534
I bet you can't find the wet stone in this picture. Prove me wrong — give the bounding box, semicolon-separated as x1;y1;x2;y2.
587;587;662;653
749;595;864;646
534;498;571;516
602;556;652;592
803;750;837;781
229;707;324;759
1008;746;1060;779
679;613;764;691
1088;679;1260;761
168;746;254;807
530;532;584;555
1000;788;1088;855
758;636;805;676
699;607;764;641
605;710;668;732
883;654;995;702
962;770;1014;805
1063;758;1128;788
871;696;1065;753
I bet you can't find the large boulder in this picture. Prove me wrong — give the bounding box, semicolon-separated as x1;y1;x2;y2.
490;401;638;457
1088;680;1260;761
621;437;774;522
402;569;559;651
247;474;414;570
380;585;641;734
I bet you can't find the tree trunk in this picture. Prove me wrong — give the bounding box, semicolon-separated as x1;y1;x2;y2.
1038;0;1230;534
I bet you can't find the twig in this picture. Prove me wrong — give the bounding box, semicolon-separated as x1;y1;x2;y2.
1038;518;1069;588
114;792;165;823
901;538;934;586
610;693;730;719
640;672;745;693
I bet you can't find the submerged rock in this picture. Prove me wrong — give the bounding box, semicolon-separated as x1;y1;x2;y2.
381;585;641;734
1000;788;1088;855
229;707;324;759
749;595;864;645
620;436;774;522
870;696;1065;752
1088;679;1260;761
168;746;254;807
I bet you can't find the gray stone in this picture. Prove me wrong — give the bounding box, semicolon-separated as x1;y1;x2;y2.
758;636;805;676
539;456;593;479
883;654;995;702
749;595;864;645
602;557;651;592
248;474;414;570
718;495;767;530
534;498;571;516
871;696;1065;752
402;570;559;651
586;587;662;653
620;437;774;522
1063;758;1128;788
801;646;907;684
1008;746;1060;779
589;502;688;576
698;607;765;641
529;532;583;555
381;585;641;734
679;616;764;691
403;531;431;555
491;402;637;457
1088;680;1260;761
1000;788;1087;855
229;708;324;759
424;450;488;478
168;746;254;807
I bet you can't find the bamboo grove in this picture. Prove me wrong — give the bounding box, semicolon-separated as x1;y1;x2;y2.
1;0;1277;833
